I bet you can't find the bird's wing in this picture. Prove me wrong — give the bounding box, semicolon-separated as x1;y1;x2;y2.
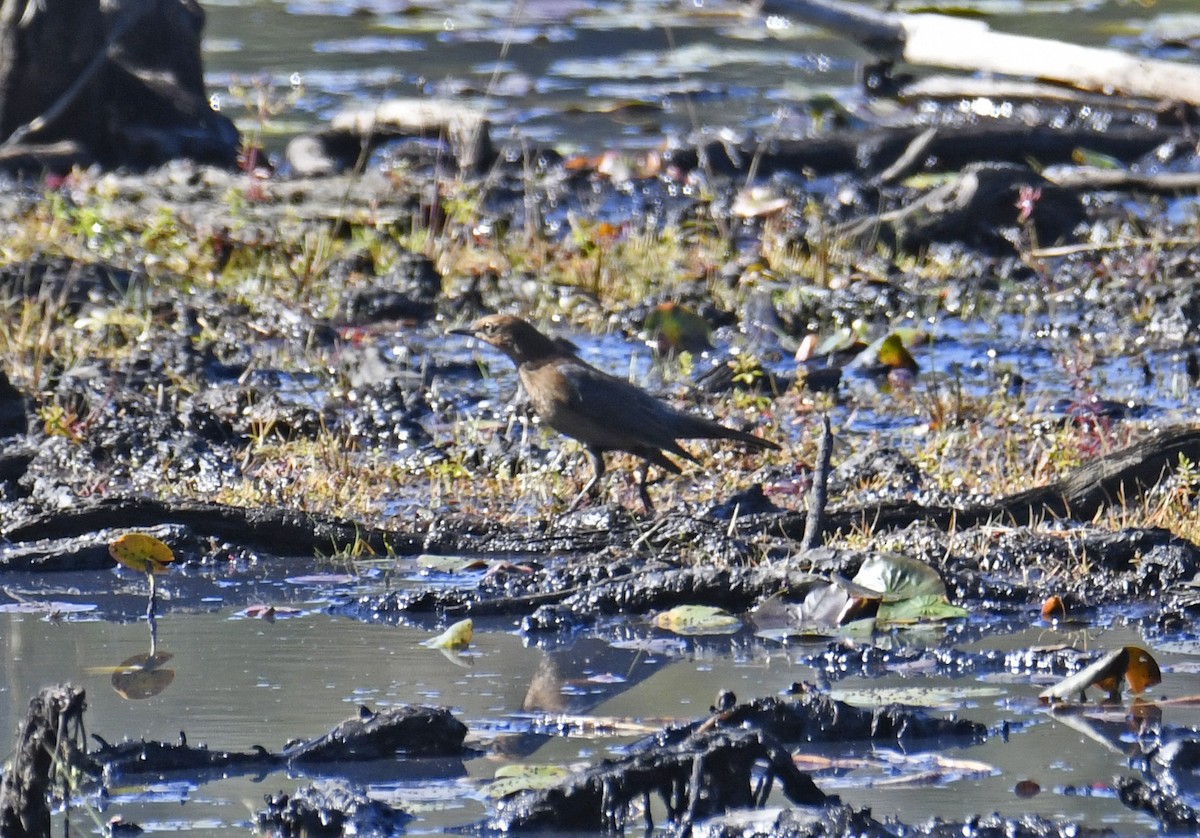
545;363;695;456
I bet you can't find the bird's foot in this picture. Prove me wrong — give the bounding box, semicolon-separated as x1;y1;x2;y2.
637;485;656;515
634;466;656;515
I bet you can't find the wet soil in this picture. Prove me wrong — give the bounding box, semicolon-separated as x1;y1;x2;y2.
7;90;1200;834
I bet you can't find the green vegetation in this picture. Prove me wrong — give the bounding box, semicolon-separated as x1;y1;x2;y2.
0;161;1197;558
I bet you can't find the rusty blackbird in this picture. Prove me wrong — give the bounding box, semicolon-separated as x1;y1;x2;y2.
450;314;777;512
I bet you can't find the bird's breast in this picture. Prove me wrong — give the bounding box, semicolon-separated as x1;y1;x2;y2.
519;364;576;424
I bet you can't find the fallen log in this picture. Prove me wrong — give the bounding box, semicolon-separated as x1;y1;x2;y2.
757;0;1200;106
1;497;432;557
668;122;1174;178
800;425;1200;539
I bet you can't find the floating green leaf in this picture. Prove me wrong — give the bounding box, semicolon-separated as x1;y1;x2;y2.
876;334;920;372
1072;148;1121;169
852;554;946;601
878;594;967;625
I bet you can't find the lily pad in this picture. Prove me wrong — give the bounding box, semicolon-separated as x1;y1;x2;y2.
878;594;968;624
488;764;571;798
653;605;741;636
852;554;947;601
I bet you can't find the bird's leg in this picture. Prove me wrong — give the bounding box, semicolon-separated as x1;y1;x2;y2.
636;463;655;514
568;448;606;510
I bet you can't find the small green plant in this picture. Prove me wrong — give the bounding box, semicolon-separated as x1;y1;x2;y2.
39;403;82;442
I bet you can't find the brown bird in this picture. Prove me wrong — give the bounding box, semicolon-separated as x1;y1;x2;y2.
450;314;778;512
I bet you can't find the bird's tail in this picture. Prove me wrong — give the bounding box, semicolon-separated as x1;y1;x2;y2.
682;415;778;451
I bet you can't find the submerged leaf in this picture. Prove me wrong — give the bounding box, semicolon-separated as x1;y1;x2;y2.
109;533;175;575
488;764;571;798
423;618;474;650
418;554;490;574
654;605;741;635
1038;646;1162;703
829;685;1003;710
109;652;176;700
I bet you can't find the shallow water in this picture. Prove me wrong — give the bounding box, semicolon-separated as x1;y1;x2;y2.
200;0;1200;157
5;588;1200;834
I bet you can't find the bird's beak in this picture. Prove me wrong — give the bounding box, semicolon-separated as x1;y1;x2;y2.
448;326;477;337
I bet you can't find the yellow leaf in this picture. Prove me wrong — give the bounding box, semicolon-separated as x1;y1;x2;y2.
877;334;919;373
1039;646;1162;703
653;605;741;636
109;533;175;575
423;617;473;650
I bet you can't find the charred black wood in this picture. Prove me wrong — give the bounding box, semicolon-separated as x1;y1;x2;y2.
0;369;28;437
346;559;814;619
1150;738;1200;798
1115;775;1200;830
1;496;435;559
837;162;1085;251
0;685;88;838
489;727;826;833
0;0;238;171
283;705;468;763
256;781;411;837
663;692;986;747
666;123;1177;179
92;705;467;781
90;733;278;780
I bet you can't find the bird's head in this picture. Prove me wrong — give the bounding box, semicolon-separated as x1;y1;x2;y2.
449;314;559;364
